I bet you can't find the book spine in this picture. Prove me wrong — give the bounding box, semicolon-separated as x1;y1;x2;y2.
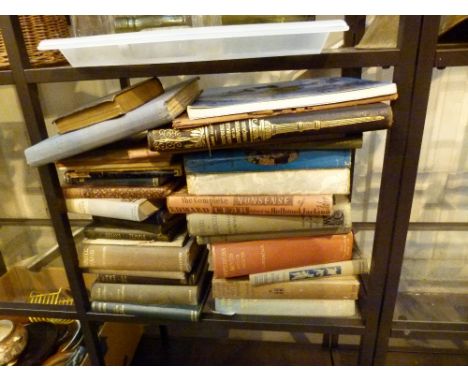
186;168;350;195
63;183;177;199
65;177;169;187
96;274;188;285
212;276;360;299
187;197;350;236
195;228;351;244
65;198;144;221
92;209;176;228
66;170;178;180
183;149;351;173
90;283;199;305
214;298;356;317
211;232;353;278
84;227;172;242
79;243;192;272
168;193;333;216
249;258;368;286
91;301;200;321
86;268;188;280
148;103;392;153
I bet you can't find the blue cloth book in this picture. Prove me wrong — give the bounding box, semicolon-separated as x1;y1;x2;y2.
184;149;351;173
186;76;397;119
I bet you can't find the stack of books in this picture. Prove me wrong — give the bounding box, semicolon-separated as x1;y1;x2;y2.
158;76;397;318
23;74;396;321
23;77;211;321
168;149;361;317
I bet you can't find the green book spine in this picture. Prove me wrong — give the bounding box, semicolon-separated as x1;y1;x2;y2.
91;301;201;322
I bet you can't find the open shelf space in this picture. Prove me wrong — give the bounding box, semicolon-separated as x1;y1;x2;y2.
22;48;399;83
392;292;468;339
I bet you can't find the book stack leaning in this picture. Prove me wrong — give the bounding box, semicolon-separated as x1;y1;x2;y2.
157;77;397;318
24;77;210;321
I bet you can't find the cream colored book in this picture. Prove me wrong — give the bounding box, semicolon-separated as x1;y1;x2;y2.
66;198;158;221
186;168;350;195
212;276;360;300
214;298;356;317
249;258;368;286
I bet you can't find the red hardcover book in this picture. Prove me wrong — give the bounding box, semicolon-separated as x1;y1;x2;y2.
211;232;353;278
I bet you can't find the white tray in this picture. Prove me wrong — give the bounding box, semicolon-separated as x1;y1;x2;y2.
37;20;348;67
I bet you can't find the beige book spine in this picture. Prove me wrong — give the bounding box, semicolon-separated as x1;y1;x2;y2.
249;258;368;286
65;198;151;221
90;283;199;305
214;298;356;317
84;268;187;280
79;238;196;272
187;196;351;236
212;276;360;300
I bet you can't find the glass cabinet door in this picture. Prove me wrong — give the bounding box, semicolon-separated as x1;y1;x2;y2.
393;66;468;344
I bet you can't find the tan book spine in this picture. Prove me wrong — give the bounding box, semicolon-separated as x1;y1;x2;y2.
212;276;360;300
63;180;180;199
79;238;197;272
249;258;369;286
187;196;350;236
90;283;199;305
167;192;333;216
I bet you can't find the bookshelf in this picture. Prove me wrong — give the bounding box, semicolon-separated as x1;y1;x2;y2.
0;15;465;365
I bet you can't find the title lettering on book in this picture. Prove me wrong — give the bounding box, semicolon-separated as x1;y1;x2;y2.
232;195;293;206
289;265;343;281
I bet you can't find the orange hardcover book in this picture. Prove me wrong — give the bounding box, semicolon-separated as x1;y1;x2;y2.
167;188;333;216
211;232;353;278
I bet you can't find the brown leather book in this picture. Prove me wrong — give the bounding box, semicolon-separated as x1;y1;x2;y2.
54;78;164;134
211;232;353;278
149;103;392;153
62;179;181;199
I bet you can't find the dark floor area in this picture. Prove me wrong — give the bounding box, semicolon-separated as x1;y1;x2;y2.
130;335;468;366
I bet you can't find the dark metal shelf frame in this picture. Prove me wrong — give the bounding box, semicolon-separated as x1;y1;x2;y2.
0;15;466;365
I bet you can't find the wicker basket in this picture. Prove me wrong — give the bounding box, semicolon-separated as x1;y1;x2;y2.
0;15;70;69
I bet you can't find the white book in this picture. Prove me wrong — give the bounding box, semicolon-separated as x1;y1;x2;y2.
187;77;397;119
65;198;158;221
186;168;350;195
188;196;350;236
214;298;356;317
